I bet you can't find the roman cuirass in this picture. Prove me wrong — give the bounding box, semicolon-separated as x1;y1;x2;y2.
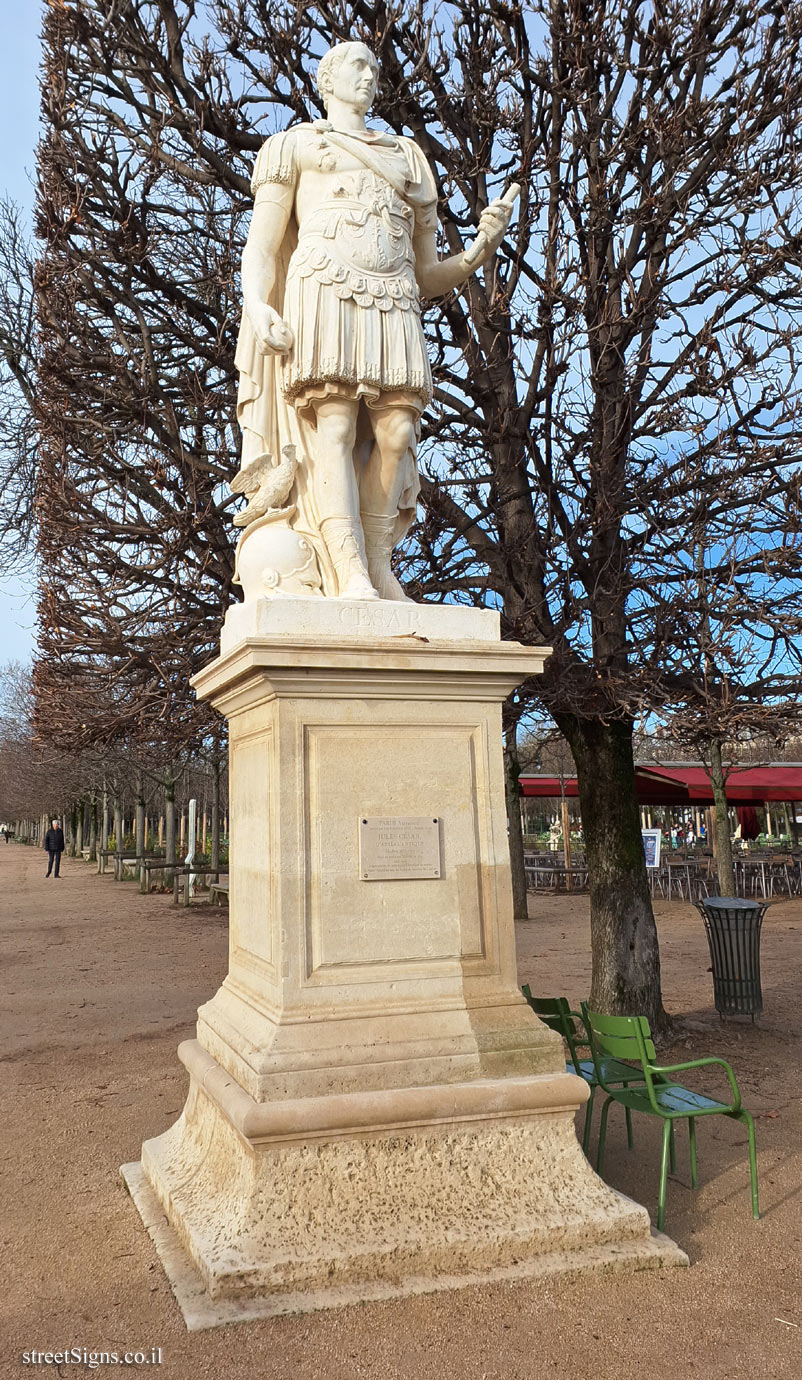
289;172;421;312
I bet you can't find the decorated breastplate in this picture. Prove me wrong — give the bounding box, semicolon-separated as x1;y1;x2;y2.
291;174;420;312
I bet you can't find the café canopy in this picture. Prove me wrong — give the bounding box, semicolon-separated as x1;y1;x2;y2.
519;764;802;806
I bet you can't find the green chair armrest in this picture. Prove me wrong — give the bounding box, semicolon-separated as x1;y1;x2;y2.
647;1056;741;1111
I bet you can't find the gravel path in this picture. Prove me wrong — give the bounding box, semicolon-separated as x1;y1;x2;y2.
2;842;801;1379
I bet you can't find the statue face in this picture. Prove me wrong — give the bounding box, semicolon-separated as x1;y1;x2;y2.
330;45;378;114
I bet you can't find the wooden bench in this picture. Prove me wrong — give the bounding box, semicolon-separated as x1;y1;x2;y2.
138;858;179;894
97;848;119;875
171;866;227;907
113;853;141;881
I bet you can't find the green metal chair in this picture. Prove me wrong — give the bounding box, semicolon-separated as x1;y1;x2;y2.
581;1004;759;1231
521;988;637;1155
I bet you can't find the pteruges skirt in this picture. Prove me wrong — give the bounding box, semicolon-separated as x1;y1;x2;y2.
279;245;433;422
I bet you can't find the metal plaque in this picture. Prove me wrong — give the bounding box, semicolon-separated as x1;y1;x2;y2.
358;816;441;881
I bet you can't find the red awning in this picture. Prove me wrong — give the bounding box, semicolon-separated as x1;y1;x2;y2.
519;776;580;799
519;764;802;806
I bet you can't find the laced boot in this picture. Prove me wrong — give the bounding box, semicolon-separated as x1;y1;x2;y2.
361;512;412;602
320;517;379;600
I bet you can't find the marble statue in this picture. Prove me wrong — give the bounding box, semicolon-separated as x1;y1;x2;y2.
125;47;682;1308
233;39;517;602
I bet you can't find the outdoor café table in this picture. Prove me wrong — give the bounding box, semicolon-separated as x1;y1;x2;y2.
525;864;559;890
764;859;798;897
739;859;772;899
525;864;588;892
664;861;696;900
653;860;708;902
736;858;796;898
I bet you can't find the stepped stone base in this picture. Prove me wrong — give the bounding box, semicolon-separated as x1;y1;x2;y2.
122;1041;687;1330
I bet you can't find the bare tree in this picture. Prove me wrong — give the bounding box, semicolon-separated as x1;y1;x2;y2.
393;0;802;1022
34;0;244;747
0;202;38;574
0;661;97;827
654;514;802;893
24;0;802;1026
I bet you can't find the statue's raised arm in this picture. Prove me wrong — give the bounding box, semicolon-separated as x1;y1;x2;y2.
233;40;517;603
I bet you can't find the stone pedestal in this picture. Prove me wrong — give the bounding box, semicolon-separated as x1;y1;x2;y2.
122;600;685;1328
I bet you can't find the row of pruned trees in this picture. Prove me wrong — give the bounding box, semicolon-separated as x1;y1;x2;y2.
0;661;227;867
2;1;802;1024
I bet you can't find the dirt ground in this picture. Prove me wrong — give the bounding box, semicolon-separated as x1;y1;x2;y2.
2;843;801;1380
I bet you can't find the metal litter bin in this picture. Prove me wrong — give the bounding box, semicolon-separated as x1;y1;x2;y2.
694;897;769;1020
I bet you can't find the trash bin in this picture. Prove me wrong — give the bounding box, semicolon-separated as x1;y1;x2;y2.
694;897;769;1020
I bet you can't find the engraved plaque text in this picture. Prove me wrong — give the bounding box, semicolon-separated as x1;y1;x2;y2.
358;816;441;881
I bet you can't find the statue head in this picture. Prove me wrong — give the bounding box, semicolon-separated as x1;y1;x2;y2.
316;41;379;115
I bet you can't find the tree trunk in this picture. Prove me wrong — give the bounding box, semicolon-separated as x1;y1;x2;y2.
88;792;98;861
101;787;109;853
503;715;529;921
164;768;177;883
211;759;221;878
558;715;669;1031
75;798;84;855
135;769;146;861
561;797;573;891
709;739;736;896
113;794;123;852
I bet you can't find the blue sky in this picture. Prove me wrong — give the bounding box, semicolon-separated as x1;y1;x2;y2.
0;1;41;664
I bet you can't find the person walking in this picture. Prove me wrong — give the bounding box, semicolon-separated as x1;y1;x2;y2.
44;818;65;877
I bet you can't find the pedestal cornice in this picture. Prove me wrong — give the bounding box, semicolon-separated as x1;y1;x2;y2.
191;633;552;714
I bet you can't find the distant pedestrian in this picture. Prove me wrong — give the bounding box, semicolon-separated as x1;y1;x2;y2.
1;827;7;844
44;819;65;877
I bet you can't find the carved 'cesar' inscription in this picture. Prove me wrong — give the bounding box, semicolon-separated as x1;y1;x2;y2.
359;816;441;881
338;603;414;635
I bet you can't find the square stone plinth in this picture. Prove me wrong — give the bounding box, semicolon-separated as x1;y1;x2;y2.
188;608;560;1103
